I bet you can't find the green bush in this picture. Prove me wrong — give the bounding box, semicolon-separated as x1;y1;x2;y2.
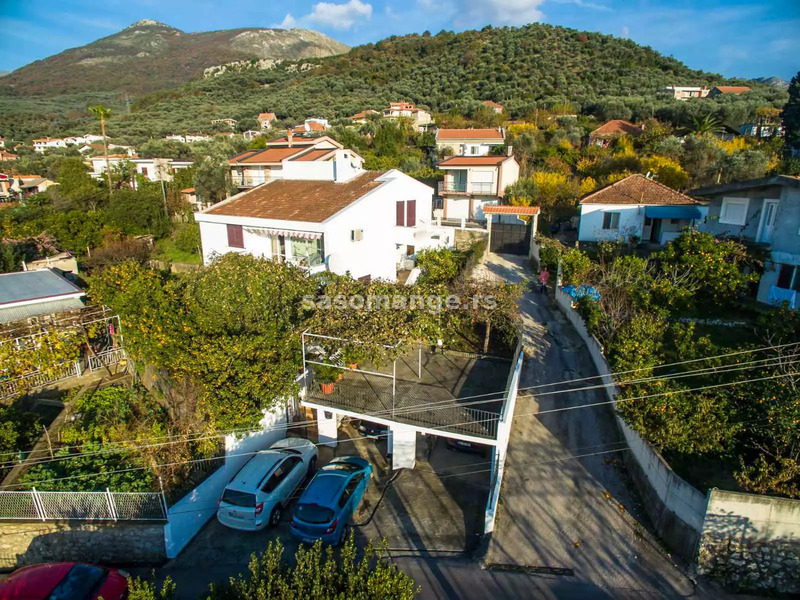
174;221;201;256
416;247;467;284
575;295;605;336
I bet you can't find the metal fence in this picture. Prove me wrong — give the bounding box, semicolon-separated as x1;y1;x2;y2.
0;361;81;400
0;488;167;522
88;347;127;372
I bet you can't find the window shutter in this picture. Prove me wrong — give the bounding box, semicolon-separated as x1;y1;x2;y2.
407;200;416;227
227;224;244;248
396;201;405;226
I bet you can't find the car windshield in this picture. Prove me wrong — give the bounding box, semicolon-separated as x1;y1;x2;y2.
320;462;360;473
221;488;256;507
47;564;107;600
295;503;335;524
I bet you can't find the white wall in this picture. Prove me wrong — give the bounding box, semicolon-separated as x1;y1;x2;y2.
163;402;291;558
436;141;502;156
578;204;643;242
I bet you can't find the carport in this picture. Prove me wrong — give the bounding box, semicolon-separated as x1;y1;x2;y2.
484;205;540;257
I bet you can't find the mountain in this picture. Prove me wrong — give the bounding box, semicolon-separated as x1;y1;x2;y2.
0;20;349;97
752;76;790;89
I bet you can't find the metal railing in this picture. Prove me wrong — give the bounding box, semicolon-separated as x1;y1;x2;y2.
438;181;467;194
0;361;81;400
471;181;496;195
231;173;268;187
88;347;127;372
0;488;167;521
437;181;496;196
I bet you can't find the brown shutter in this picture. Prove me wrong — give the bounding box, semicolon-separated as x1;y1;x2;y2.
396;201;405;226
407;200;416;227
227;224;244;248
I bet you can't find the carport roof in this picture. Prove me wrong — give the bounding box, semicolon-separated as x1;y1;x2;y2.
484;205;540;215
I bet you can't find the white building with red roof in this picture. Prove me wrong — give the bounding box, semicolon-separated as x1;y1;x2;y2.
437;152;520;222
435;128;505;156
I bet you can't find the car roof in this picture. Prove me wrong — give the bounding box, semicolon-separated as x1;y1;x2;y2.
226;451;285;492
270;437;313;452
300;472;349;508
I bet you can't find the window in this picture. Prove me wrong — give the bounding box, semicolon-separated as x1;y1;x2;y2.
719;197;749;226
291;237;324;266
262;456;301;493
351;229;363;242
338;474;364;508
602;212;620;230
396;200;417;227
470;145;480;155
227;224;244;248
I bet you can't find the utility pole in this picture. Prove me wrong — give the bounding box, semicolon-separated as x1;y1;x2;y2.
43;425;53;459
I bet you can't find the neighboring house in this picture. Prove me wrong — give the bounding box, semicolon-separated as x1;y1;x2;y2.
166;134;210;143
195;169;444;282
693;175;800;308
587;120;644;147
739;123;784;138
435;128;505;157
180;187;201;210
33;137;67;153
383;102;433;130
0;268;85;325
291;119;330;135
437;152;520;222
0;173;12;201
707;86;751;98
350;109;379;124
0;137;5;148
577;174;706;245
211;118;238;128
482;100;504;114
663;85;710;100
242;130;263;141
18;177;57;199
88;156;193;184
22;252;79;275
228;135;362;189
257;112;277;129
0;151;18;161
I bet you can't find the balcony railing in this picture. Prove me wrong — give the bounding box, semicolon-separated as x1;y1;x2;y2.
438;181;497;196
438;181;467;195
231;173;268;188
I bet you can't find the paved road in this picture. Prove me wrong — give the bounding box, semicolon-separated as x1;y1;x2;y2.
477;254;709;599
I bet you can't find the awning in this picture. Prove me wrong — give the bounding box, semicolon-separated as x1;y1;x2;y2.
244;227;322;240
644;206;703;220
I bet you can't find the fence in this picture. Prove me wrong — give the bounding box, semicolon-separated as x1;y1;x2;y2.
88;347;127;372
0;361;81;399
0;488;167;521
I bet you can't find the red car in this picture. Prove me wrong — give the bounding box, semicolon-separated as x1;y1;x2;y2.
0;562;128;600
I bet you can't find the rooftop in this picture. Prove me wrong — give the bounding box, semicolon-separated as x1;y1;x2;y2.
712;86;751;94
483;205;540;215
580;174;702;206
228;147;305;165
691;175;800;196
590;120;643;138
0;269;85;323
439;155;511;167
436;128;504;141
202;171;385;223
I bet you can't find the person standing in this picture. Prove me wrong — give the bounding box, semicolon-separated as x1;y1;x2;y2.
538;267;550;294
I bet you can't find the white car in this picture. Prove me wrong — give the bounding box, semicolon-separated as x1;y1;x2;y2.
217;437;318;531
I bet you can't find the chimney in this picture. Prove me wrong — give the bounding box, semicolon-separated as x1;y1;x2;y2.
507;145;513;156
287;130;293;148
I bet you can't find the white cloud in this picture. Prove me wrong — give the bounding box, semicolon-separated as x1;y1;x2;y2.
285;0;373;31
620;25;629;38
452;0;545;28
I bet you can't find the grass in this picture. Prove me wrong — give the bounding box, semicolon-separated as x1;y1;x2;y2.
152;237;202;265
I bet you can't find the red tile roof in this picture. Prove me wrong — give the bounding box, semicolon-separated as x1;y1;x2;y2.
483;205;539;215
228;147;305;165
712;86;751;94
436;128;504;141
290;149;335;162
258;112;276;121
203;172;385;223
438;156;511;167
589;120;643;138
351;109;379;119
580;174;701;206
181;187;195;193
482;100;503;110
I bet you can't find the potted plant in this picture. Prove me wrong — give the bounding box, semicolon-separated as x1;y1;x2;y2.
342;347;363;370
316;365;340;395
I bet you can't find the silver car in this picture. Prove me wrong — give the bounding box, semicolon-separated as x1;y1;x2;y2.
217;437;318;531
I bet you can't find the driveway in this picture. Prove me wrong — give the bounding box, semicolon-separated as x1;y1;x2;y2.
477;253;705;598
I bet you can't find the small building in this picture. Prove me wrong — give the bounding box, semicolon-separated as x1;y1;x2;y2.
211;118;238;129
195;169;444;282
291;119;330;135
578;174;706;245
32;137;67;153
88;156;193;184
242;130;262;141
663;85;710;100
257;112;277;130
587;120;644;147
739;123;784;139
437;152;520;222
0;268;85;325
22;252;79;275
482;100;504;114
350;109;379;124
383;102;432;131
0;151;18;161
707;86;751;98
180;187;202;210
435;128;505;157
693;175;800;309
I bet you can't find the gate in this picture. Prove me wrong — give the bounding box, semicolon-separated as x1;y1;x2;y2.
490;223;530;255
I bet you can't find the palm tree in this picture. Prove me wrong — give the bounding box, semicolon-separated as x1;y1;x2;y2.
691;113;722;136
89;105;112;196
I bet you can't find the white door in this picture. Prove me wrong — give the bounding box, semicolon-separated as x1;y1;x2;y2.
758;200;779;243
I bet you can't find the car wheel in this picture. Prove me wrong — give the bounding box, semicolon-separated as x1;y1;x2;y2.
307;456;317;476
269;505;282;528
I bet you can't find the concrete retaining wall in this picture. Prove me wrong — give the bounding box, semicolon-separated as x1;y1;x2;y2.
0;521;166;570
553;286;707;561
698;489;800;593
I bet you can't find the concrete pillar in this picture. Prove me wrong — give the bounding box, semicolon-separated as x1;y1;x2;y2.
388;423;416;470
317;409;338;447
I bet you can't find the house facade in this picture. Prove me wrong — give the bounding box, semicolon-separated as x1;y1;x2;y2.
195;168;444;282
211;118;237;129
482;100;504;114
587;120;644;147
350;109;379;124
383;102;432;130
663;85;710;100
88;156;193;183
578;174;706;245
693;175;800;308
435;128;505;156
257;112;277;129
33;138;68;153
437;153;519;222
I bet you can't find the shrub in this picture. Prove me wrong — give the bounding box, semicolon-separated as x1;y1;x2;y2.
174;221;201;256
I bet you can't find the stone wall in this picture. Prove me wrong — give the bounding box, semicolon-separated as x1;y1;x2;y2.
0;521;166;570
453;228;488;250
697;489;800;594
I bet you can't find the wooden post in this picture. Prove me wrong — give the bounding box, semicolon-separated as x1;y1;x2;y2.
43;425;53;459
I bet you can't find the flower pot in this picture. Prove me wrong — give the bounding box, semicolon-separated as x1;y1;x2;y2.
347;363;358;370
337;372;344;381
320;382;335;395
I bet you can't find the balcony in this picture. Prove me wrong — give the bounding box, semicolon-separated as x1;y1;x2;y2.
438;180;497;196
231;173;268;188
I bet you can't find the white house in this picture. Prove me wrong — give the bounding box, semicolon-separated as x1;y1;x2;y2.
383;102;432;130
482;100;504;114
662;85;710;100
33;137;67;153
437;152;520;222
578;174;706;245
195;164;446;282
88;156;193;183
435;128;505;156
257;112;277;129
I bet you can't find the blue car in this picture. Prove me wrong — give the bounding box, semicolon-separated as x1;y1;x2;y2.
290;456;372;545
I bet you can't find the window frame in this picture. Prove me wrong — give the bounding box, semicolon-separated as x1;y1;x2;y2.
227;224;244;249
602;211;621;230
719;197;749;226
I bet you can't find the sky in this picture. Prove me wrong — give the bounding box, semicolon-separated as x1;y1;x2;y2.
0;0;798;80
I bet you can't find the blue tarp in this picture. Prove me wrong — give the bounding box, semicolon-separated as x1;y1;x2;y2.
644;206;703;220
561;285;601;301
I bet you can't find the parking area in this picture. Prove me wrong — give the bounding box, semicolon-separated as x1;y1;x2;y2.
151;419;491;599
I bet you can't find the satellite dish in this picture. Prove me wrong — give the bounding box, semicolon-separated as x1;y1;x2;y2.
327;253;345;273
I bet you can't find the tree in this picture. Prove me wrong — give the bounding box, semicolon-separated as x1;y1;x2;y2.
781;71;800;151
88;105;113;196
194;156;230;206
56;157;104;210
690;114;722;136
207;536;418;600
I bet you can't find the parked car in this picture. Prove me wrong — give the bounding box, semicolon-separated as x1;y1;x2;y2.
352;418;388;439
446;437;488;456
0;562;128;600
217;437;318;531
290;456;372;545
